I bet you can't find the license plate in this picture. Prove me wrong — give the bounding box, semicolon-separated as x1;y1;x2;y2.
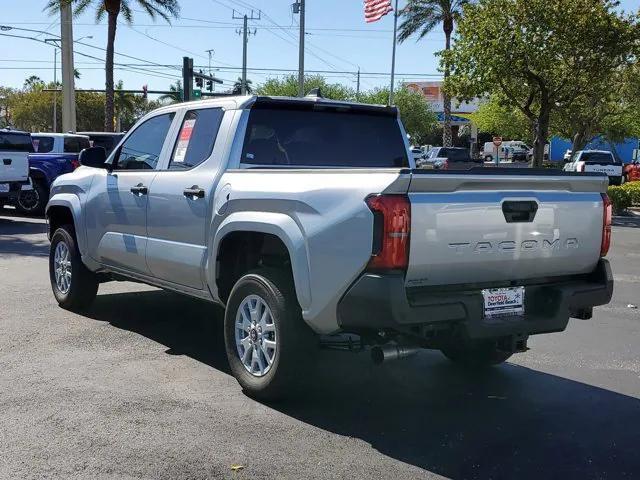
482;287;525;318
0;183;9;193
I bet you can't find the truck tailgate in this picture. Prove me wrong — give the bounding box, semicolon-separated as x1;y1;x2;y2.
405;170;607;287
0;151;29;183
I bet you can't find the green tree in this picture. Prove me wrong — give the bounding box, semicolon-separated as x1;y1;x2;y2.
0;87;15;127
398;0;470;147
470;94;531;142
114;80;136;131
159;80;182;104
232;77;253;95
46;0;180;132
23;76;45;92
360;86;438;145
256;75;354;100
446;0;638;166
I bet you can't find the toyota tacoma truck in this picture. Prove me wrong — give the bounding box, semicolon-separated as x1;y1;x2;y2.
46;95;614;399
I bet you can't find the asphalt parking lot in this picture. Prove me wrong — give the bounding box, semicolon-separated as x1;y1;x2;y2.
1;209;639;480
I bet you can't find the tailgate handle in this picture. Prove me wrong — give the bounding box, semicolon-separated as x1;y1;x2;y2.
3;158;11;165
502;201;538;223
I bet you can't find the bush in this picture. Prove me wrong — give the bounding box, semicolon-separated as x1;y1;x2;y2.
608;185;632;213
621;181;640;206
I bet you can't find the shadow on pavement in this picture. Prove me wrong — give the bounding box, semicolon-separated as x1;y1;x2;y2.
0;213;49;257
613;215;640;229
85;288;640;479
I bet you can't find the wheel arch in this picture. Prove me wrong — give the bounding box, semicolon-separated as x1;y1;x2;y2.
46;195;87;255
210;212;311;310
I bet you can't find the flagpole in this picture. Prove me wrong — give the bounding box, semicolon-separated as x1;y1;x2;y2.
388;0;399;106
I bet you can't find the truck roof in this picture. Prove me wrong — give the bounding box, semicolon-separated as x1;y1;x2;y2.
33;132;90;138
152;95;398;116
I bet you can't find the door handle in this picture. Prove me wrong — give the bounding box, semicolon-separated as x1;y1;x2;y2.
183;185;205;199
130;183;148;196
3;158;11;165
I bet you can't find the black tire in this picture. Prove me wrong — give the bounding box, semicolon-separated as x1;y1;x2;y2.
224;268;315;400
16;180;48;216
49;224;99;311
441;340;512;367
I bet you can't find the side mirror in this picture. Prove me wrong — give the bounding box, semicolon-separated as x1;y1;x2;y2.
79;146;109;169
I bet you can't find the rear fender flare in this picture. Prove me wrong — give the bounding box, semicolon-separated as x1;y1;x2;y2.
210;212;312;309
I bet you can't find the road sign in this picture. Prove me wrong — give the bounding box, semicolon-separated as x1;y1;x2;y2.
492;136;503;146
193;89;202;99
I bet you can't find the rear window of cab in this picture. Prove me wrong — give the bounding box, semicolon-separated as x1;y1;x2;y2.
0;132;34;152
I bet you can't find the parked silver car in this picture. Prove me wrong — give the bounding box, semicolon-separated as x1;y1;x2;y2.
46;95;613;399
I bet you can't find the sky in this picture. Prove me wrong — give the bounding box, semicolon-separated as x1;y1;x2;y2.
1;0;639;97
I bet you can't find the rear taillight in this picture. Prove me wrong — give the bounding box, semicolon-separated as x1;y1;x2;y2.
442;159;449;170
71;158;80;170
365;195;410;272
601;193;612;256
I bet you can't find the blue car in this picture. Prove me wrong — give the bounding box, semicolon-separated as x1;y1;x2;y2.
15;133;91;214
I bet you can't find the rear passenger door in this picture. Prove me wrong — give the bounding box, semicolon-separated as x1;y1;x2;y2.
145;107;227;290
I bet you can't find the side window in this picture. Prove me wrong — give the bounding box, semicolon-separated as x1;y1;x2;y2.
33;136;54;153
63;136;90;153
168;108;224;170
114;113;175;170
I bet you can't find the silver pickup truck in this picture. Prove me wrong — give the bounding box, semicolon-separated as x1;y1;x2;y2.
46;95;613;399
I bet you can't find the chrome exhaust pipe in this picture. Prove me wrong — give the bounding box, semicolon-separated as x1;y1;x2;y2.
371;345;420;365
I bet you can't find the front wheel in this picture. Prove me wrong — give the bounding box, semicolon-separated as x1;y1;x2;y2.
441;340;512;367
16;180;48;215
224;268;315;400
49;224;99;311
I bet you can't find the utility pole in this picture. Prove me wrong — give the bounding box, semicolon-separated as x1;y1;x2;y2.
53;48;57;132
388;0;399;106
233;10;260;95
356;67;361;101
60;2;76;132
45;39;58;132
294;0;306;97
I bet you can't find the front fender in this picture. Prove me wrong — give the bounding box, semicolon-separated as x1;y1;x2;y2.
46;193;87;256
210;211;312;310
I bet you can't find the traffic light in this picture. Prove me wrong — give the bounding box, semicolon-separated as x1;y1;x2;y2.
142;84;148;99
195;70;204;88
206;79;213;92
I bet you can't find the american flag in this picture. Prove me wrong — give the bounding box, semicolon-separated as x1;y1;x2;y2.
364;0;394;23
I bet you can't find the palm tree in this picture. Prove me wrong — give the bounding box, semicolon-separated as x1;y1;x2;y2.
398;0;470;147
159;80;182;103
114;80;136;131
46;0;180;132
232;77;253;95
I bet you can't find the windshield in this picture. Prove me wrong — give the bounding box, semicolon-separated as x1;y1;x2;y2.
242;107;408;168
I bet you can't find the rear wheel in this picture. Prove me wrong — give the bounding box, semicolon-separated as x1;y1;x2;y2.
16;180;48;215
49;224;99;311
441;340;512;367
224;268;315;400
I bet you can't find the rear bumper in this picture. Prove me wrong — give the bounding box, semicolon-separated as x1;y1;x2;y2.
0;180;28;199
337;260;613;340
